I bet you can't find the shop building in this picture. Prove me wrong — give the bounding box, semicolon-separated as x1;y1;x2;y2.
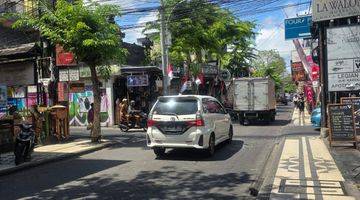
0;21;42;117
64;64;162;127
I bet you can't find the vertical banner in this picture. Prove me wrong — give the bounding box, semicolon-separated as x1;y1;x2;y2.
27;85;37;107
0;85;7;112
58;82;68;102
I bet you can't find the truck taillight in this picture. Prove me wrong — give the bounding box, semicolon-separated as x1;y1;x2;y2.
147;119;156;127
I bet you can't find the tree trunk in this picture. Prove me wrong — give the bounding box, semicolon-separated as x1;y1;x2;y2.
89;65;102;142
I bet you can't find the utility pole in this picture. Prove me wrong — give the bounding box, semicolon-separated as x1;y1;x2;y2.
159;0;168;95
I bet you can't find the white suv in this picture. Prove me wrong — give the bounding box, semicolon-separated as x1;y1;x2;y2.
147;95;233;157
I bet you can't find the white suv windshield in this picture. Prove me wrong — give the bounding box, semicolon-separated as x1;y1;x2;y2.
153;98;198;115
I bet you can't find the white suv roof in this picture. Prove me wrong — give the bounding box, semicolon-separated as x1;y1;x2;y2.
159;95;217;100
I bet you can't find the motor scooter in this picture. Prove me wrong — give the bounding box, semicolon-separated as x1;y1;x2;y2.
119;112;148;132
14;124;35;165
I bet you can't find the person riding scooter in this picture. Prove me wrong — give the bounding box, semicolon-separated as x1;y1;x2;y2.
127;100;141;127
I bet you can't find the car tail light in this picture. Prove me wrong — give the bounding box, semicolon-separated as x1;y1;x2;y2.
186;119;205;127
147;119;157;127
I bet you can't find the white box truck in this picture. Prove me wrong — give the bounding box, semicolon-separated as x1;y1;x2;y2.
229;77;276;124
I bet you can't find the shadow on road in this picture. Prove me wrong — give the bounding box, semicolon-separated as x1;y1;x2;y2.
157;140;244;161
10;165;253;199
242;119;292;127
0;159;129;199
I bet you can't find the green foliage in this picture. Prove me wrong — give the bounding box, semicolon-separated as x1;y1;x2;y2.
145;0;255;69
13;0;127;70
223;42;257;77
283;75;297;93
251;50;287;92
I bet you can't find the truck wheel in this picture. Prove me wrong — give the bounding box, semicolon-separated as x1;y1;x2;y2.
239;115;244;125
243;119;250;126
271;114;276;122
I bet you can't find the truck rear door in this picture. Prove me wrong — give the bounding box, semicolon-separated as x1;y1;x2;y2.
253;79;268;111
234;80;250;111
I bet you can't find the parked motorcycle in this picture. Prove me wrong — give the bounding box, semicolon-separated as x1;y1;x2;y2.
14;124;35;165
119;112;148;132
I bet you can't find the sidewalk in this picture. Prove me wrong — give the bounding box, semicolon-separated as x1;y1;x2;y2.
291;107;311;126
270;136;359;199
0;138;112;176
326;141;360;193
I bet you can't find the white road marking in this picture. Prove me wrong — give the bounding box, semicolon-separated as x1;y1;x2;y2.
270;136;356;199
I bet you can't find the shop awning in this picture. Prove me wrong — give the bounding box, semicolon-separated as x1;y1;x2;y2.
121;65;162;74
0;43;37;57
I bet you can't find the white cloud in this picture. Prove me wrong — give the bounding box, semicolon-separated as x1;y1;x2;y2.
123;11;158;44
255;26;294;70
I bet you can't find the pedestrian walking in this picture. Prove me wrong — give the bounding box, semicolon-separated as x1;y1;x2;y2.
297;94;305;125
87;103;94;136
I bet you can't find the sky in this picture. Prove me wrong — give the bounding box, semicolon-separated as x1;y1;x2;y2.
102;0;312;71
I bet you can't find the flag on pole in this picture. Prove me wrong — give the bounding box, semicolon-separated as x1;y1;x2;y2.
167;64;173;85
180;76;188;94
195;73;204;85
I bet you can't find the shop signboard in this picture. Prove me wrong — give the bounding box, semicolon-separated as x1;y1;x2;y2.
56;44;77;66
284;15;312;40
312;0;360;22
203;65;218;76
70;83;85;93
327;25;360;91
27;85;37;93
341;97;360;130
0;85;7;112
127;75;149;87
80;66;91;78
59;68;80;82
291;62;306;81
327;103;357;147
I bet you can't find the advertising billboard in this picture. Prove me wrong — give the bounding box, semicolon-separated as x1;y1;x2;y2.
312;0;360;22
291;62;307;82
285;16;312;40
127;75;149;87
327;25;360;91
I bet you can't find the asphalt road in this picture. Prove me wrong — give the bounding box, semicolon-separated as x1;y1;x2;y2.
0;104;294;200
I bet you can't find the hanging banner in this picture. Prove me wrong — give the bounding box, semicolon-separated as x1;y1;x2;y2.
312;0;360;22
327;25;360;91
58;82;68;101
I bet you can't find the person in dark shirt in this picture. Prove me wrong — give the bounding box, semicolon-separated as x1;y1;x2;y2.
297;94;305;125
87;103;94;134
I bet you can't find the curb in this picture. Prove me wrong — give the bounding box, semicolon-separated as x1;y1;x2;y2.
248;136;283;197
0;141;115;177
